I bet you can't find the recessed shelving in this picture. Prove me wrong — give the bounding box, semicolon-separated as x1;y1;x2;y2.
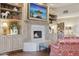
6;3;22;8
0;3;22;20
0;8;22;13
49;14;57;23
0;3;23;35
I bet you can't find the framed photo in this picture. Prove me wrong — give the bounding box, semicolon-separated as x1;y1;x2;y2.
28;3;48;21
57;22;64;32
57;22;64;39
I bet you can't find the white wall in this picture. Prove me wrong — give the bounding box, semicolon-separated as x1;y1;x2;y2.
50;3;79;37
55;4;79;18
56;3;79;36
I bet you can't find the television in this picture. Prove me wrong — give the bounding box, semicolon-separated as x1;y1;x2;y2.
28;3;48;21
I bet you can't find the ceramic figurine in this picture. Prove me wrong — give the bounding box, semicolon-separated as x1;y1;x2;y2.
1;11;10;19
1;12;6;19
11;24;18;35
13;7;18;11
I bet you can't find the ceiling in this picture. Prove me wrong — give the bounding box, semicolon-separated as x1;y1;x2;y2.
48;3;73;8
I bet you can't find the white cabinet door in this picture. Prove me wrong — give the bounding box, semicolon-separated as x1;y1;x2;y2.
0;36;5;53
18;37;23;49
0;35;23;53
12;35;23;51
4;36;13;52
12;36;19;50
0;36;13;53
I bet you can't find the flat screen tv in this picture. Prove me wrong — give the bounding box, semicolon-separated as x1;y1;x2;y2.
28;3;48;21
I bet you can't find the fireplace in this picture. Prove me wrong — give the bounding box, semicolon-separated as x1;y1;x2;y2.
31;25;45;41
33;31;42;38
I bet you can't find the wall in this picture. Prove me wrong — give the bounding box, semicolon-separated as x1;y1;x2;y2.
55;4;79;18
56;3;79;36
50;4;79;38
57;17;79;37
26;20;49;42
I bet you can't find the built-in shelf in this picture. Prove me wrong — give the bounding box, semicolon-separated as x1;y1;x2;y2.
6;3;22;8
49;14;57;23
0;3;22;35
0;3;22;20
0;19;22;21
0;8;22;13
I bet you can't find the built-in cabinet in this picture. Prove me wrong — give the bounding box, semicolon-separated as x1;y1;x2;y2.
0;3;22;35
0;35;23;53
0;3;23;54
12;35;23;51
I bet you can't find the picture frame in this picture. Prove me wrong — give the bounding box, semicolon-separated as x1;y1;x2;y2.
57;22;64;32
57;22;64;39
28;3;49;21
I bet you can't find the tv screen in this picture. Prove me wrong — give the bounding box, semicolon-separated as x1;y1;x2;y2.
29;3;48;20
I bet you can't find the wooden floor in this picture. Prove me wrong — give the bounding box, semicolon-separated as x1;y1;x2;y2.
7;51;49;56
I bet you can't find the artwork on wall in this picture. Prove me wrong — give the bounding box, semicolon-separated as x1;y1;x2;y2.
33;31;42;38
57;22;64;32
28;3;48;21
65;26;73;36
57;22;64;39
